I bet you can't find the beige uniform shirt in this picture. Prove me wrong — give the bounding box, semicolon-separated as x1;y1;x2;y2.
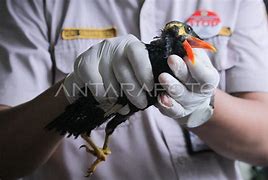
1;0;268;179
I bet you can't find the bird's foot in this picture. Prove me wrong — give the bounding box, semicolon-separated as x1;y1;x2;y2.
80;144;111;177
80;144;111;159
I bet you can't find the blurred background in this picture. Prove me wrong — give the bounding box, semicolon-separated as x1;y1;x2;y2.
240;1;268;180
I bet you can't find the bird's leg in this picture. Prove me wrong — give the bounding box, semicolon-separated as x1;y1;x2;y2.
102;133;112;155
80;112;128;176
81;134;106;158
80;133;111;177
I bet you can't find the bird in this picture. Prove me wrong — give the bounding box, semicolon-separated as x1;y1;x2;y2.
45;21;216;177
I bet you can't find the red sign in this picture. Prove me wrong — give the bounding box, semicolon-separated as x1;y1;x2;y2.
187;10;221;27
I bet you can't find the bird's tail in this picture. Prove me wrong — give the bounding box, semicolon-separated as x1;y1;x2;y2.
45;88;108;138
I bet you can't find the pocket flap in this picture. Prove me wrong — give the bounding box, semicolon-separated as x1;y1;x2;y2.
208;36;238;71
54;39;102;74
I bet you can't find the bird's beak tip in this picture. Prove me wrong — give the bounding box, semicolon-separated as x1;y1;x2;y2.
187;36;216;52
182;35;216;64
210;45;217;53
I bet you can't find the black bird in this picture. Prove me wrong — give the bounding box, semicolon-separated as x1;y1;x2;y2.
45;21;216;176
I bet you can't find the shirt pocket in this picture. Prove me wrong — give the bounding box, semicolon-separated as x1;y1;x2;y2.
207;36;239;71
54;38;103;74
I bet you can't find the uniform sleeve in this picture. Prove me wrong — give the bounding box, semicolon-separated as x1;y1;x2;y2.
0;0;52;106
225;0;268;93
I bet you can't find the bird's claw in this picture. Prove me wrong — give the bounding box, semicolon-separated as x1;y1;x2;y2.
80;135;112;176
84;148;111;177
80;144;112;176
79;144;97;156
85;159;102;177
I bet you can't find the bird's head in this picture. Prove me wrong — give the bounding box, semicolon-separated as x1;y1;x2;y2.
162;21;216;64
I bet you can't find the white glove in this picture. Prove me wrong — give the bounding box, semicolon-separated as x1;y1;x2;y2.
157;49;219;128
63;34;154;115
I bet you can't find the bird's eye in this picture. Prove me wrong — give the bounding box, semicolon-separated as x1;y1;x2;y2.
185;26;192;33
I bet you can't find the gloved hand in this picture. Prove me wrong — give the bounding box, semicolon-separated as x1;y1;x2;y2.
64;34;154;114
157;49;219;128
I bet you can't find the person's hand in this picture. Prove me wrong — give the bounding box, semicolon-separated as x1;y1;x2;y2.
64;34;154;114
157;49;219;127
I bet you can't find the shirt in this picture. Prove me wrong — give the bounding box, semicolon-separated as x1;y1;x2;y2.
1;0;268;180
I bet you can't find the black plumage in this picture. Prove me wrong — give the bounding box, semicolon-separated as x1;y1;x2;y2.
45;21;215;175
45;21;197;137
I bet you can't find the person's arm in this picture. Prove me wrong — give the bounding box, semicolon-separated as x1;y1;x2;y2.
157;51;268;166
0;1;65;178
0;34;154;179
0;80;69;179
191;90;268;165
192;0;268;165
157;0;268;165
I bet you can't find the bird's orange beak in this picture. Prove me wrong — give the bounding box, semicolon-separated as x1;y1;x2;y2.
182;36;216;64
